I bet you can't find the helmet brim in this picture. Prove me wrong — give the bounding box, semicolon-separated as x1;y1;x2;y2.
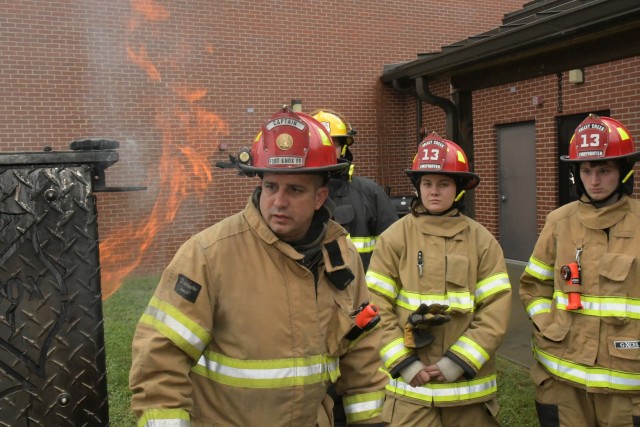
405;170;480;190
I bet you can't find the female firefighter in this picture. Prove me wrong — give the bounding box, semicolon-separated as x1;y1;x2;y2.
366;132;512;426
520;114;640;427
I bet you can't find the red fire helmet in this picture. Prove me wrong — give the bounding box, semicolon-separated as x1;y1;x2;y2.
561;114;640;163
406;132;480;190
238;106;347;176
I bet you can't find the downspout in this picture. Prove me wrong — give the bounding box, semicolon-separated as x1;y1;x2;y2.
416;76;458;142
392;79;422;146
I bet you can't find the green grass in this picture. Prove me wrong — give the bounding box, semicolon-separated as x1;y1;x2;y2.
104;276;537;426
104;275;159;427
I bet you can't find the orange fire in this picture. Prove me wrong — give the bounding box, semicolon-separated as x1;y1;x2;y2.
100;0;228;299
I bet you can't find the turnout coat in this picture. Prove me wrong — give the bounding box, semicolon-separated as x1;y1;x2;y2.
130;198;387;426
367;208;512;407
520;195;640;394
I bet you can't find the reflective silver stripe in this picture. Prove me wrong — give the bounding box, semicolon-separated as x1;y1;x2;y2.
534;346;640;390
554;292;640;319
139;409;190;427
343;391;385;423
396;290;473;311
366;271;397;298
525;257;554;280
145;305;206;354
526;299;552;317
475;273;511;302
348;235;377;253
387;375;497;402
143;420;190;427
380;338;411;368
193;351;339;388
450;337;488;370
344;399;383;415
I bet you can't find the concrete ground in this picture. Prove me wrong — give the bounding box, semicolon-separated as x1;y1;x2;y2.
497;260;535;368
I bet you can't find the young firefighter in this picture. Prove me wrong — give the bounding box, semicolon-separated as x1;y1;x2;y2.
520;114;640;426
129;106;387;427
367;133;512;426
312;109;398;427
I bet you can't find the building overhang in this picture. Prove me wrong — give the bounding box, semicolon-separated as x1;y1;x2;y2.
382;0;640;92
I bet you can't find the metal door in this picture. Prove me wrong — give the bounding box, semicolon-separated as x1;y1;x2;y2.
498;122;537;261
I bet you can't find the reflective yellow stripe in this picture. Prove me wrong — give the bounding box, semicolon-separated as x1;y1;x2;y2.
347;234;378;254
192;350;340;388
396;289;474;312
475;272;511;303
386;374;497;403
380;337;412;370
140;297;211;361
553;291;640;319
534;346;640;391
343;391;385;423
367;271;398;299
450;336;489;370
525;256;554;281
526;298;552;317
138;409;190;427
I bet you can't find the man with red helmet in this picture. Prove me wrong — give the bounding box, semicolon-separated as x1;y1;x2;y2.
130;106;387;426
367;132;512;426
520;114;640;426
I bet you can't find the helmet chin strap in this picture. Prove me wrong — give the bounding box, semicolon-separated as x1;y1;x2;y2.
621;169;634;184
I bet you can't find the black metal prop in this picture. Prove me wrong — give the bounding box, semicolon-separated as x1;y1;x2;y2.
0;140;120;426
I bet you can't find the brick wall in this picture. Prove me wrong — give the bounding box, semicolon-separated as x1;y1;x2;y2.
0;0;523;293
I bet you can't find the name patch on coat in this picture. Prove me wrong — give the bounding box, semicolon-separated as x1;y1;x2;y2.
174;274;201;303
614;340;640;349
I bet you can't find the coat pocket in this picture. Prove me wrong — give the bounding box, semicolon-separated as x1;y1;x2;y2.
445;254;470;313
326;297;356;357
445;254;469;289
599;253;635;325
608;336;640;361
599;253;634;289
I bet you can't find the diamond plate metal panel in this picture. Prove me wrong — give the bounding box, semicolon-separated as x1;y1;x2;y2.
0;163;109;426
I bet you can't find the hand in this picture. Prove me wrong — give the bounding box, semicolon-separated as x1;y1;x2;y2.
409;368;431;387
424;364;446;382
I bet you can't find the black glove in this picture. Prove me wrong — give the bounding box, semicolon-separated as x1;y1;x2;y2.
403;303;451;348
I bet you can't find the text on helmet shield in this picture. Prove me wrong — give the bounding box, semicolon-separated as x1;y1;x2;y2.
577;150;604;158
419;163;443;170
268;157;304;166
266;118;306;131
576;123;607;133
421;139;446;149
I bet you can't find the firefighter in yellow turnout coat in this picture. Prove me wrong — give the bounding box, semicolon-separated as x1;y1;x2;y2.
367;133;512;426
130;107;387;427
520;115;640;427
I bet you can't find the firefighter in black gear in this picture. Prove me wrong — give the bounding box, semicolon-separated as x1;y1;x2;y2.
313;109;398;427
312;109;398;271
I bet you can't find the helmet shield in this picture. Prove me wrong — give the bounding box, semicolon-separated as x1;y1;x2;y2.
238;106;347;176
561;114;640;163
406;132;480;190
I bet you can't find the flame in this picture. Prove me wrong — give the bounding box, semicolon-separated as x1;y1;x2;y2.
100;0;228;299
